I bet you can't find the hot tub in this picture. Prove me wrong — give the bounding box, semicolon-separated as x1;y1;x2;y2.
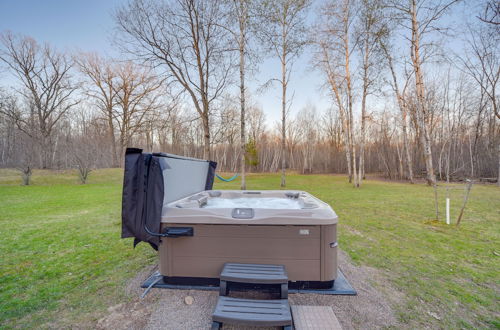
121;149;339;289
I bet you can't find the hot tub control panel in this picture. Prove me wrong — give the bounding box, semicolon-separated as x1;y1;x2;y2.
232;208;254;219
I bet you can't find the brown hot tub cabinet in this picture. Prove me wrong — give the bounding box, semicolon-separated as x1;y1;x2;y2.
121;149;338;289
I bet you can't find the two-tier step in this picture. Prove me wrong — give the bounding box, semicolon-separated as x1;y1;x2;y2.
219;263;289;298
212;263;293;329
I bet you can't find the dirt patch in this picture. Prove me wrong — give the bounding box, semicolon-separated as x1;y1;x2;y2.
95;265;161;330
95;301;153;330
95;251;404;329
343;225;376;242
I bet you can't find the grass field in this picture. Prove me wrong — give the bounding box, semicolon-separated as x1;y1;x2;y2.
0;169;498;328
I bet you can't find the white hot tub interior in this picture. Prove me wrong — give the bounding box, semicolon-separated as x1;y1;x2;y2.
171;191;321;210
204;197;302;209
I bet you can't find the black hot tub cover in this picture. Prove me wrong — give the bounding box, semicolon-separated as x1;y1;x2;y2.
121;148;217;250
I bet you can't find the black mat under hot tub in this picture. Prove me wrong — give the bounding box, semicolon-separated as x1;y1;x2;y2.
141;268;356;295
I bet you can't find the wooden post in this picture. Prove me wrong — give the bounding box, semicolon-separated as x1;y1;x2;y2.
456;180;473;226
433;182;439;220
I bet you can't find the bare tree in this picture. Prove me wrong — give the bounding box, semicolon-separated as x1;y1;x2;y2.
389;0;460;186
16;133;35;185
314;39;352;182
115;0;234;160
408;0;435;187
477;0;500;26
339;0;357;188
0;32;79;168
379;39;415;183
222;0;254;189
62;105;122;181
0;90;14;165
456;179;473;226
254;0;310;187
314;0;357;186
71;109;101;184
355;0;387;187
235;0;250;189
247;104;266;142
459;14;500;185
0;91;35;184
296;104;318;173
460;24;499;120
113;62;164;158
75;53;120;167
141;92;180;152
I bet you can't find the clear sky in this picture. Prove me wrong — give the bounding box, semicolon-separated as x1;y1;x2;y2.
0;0;123;55
0;0;331;125
0;0;475;125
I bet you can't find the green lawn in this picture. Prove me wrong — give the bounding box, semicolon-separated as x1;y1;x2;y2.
0;169;498;328
0;169;157;328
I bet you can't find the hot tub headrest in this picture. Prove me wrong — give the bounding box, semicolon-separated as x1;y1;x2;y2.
121;148;217;250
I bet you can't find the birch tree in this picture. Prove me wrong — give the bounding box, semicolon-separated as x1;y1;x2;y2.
379;38;415;183
342;0;357;187
115;0;234;159
354;0;387;186
315;43;352;181
389;0;460;186
254;0;311;187
236;0;249;189
223;0;253;189
314;0;357;186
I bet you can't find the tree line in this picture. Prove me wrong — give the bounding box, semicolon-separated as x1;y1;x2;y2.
0;0;498;187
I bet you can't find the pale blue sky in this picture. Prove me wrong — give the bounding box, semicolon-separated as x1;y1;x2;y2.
0;0;330;124
0;0;475;124
0;0;122;55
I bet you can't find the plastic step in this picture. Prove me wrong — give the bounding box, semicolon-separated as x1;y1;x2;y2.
220;263;288;284
212;296;292;329
219;263;288;298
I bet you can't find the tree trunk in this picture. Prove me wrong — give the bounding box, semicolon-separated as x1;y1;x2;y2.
340;104;352;183
51;133;59;168
330;83;351;182
411;0;435;186
446;140;451;183
468;133;474;178
396;139;403;179
358;62;368;187
107;110;119;167
381;40;415;184
346;47;357;187
456;180;473;226
402;109;414;183
281;53;287;187
202;114;211;160
343;3;357;187
239;3;247;190
40;134;50;169
21;166;32;186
